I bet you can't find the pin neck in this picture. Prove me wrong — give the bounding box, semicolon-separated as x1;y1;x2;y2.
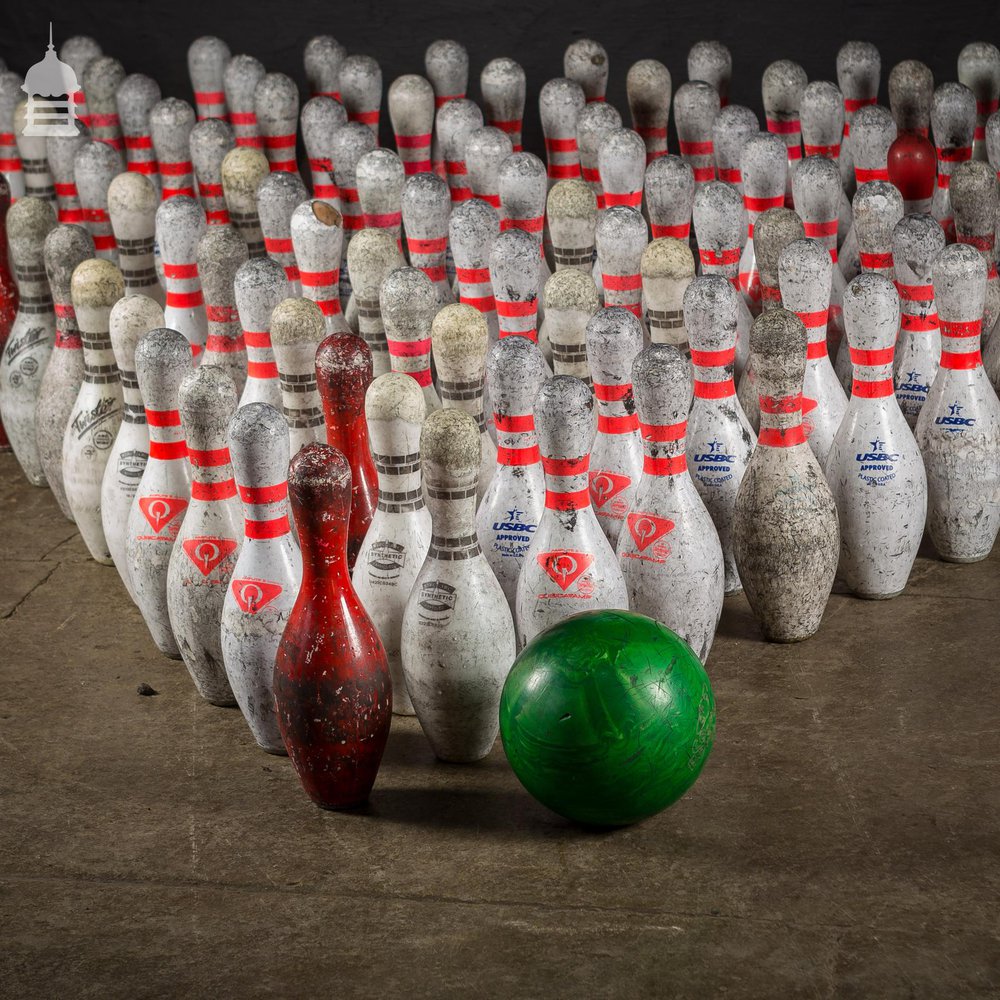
300;267;343;317
650;220;690;240
541;453;591;511
494;411;541;467
238;480;291;539
849;345;895;397
791;307;830;353
639;419;687;476
757;392;806;447
243;327;279;382
895;280;939;332
802;220;839;261
495;294;538;340
593;380;639;434
456;265;497;315
437;374;486;433
855;165;889;183
145;406;187;460
373;448;425;514
386;331;432;387
690;346;736;399
601;271;643;315
53;302;82;349
277;357;324;433
859;249;894;275
678;138;715;182
424;473;479;544
406;235;447;285
939;318;983;370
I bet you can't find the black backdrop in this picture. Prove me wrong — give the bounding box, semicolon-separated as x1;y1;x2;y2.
2;1;1000;153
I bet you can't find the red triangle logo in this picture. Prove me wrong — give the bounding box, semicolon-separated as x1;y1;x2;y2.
802;395;818;415
138;495;188;534
537;550;594;591
182;537;239;577
626;512;675;551
230;577;284;613
589;470;632;508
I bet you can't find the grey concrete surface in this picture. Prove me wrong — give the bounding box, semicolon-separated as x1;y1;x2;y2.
1;451;998;999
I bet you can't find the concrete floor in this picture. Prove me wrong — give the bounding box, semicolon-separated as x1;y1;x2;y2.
1;449;999;999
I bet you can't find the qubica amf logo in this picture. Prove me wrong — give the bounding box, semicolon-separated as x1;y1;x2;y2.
21;24;80;137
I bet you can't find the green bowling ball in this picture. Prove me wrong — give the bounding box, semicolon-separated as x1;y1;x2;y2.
499;610;715;826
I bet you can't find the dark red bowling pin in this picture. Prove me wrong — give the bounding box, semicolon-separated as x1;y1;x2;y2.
0;176;20;451
274;442;392;809
887;132;937;213
315;333;378;570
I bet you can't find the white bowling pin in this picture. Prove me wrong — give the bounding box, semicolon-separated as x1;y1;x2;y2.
258;171;307;296
291;199;350;335
380;266;442;412
221;146;269;258
197;223;249;393
737;132;787;313
546;178;597;274
234;256;289;410
346;227;405;376
156;195;208;357
642;237;695;350
540;268;599;380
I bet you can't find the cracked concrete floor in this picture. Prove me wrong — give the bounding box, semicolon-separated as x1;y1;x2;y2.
2;451;999;999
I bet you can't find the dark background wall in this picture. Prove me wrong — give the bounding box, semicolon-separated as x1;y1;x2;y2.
2;0;1000;152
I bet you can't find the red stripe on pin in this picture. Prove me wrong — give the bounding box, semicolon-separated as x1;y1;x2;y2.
247;360;279;378
860;251;894;269
149;439;188;460
699;247;741;266
855;167;889;182
694;378;735;398
598;413;639;434
387;338;431;357
240;482;288;504
640;420;686;442
542;456;589;476
602;273;643;291
593;382;631;401
803;220;838;238
545;488;590;511
940;350;981;369
191;479;237;501
494;413;535;433
407;236;447;254
743;194;785;212
643;454;687;475
299;269;338;286
501;215;545;233
651;222;690;239
245;515;291;539
396;133;432;148
146;408;182;427
455;266;491;283
690;348;735;367
679;140;713;156
940;319;982;338
498;445;541;466
806;341;828;359
767;118;801;134
851;378;894;397
495;299;537;317
166;291;204;308
603;191;642;207
758;425;806;447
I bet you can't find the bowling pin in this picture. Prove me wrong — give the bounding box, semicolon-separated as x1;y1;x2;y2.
586;307;644;546
274;441;391;806
107;171;164;306
627;58;672;163
346;228;405;376
854;181;903;284
642;237;695;350
197;223;249;392
156;196;208;357
465;126;513;207
401;408;514;761
402;171;454;305
893;214;945;428
14;100;55;206
480;57;525;152
564;38;608;104
187;36;231;122
450;197;501;342
778;238;848;470
126;327;191;657
674;82;720;187
315;334;378;570
357;148;405;246
617;343;724;663
476;335;548;614
437;99;482;204
222;401;301;754
151;98;196;200
645;154;695;239
0;73;25;201
46;123;88;225
254;73;299;176
116;74;161;190
431;303;496;501
578;102;622;211
712;104;759;190
300;96;347;209
762;60;807;204
352;373;432;717
958;42;1000;163
733;309;839;641
490;229;542;347
539;78;586;185
951;161;1000;337
223;54;265;150
546;178;597;273
304;35;346;99
339;55;382;141
74;140;119;263
931;83;976;242
190;117;236;225
389;74;435;177
62;259;124;563
684;275;756;594
840;105;896;281
221;146;269;258
737;132;787;312
0;197;57;485
800;81;852;244
258;171;306;295
693;180;750;375
597;127;647;208
380;266;442;412
689;40;732;107
915;243;1000;562
736;206;806;430
836;41;880;195
291;199;349;335
167;364;241;705
826;273;927;598
515;375;628;645
103;294;163;601
270;296;327;456
793;156;848;368
596;205;648;332
81;56;125;154
36;224;93;519
234;256;289;410
540;269;599;380
59;36;101;130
